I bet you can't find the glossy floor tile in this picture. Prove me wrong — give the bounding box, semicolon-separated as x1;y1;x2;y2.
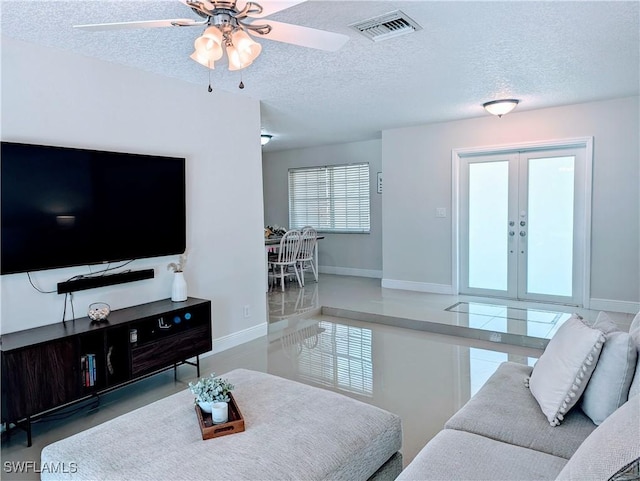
271;274;633;345
1;317;540;480
2;274;632;480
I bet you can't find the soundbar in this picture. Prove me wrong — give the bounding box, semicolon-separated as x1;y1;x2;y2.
57;269;155;294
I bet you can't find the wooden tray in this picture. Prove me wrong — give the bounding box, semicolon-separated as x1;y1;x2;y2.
195;392;245;440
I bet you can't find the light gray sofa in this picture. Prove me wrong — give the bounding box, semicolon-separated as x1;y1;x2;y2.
398;314;640;481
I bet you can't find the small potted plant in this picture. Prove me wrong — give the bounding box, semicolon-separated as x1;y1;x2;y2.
188;373;234;422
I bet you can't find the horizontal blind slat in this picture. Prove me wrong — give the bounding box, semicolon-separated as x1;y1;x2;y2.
289;163;370;233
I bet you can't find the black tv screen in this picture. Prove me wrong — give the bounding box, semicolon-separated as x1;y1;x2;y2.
1;142;186;275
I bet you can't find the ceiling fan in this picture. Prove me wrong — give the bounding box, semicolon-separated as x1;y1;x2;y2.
74;0;350;72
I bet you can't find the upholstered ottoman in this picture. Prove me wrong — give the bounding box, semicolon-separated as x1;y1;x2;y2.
41;369;402;480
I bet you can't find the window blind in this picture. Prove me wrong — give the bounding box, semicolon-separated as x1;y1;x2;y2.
297;321;373;397
288;163;370;233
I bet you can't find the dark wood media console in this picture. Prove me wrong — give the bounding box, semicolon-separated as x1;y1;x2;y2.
1;297;212;446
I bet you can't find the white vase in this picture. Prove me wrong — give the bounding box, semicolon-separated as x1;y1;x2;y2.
171;272;187;302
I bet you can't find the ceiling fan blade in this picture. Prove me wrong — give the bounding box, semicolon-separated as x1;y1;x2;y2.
246;19;349;51
73;18;201;31
245;1;307;18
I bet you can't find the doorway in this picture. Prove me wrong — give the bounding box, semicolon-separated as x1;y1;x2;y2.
453;139;593;307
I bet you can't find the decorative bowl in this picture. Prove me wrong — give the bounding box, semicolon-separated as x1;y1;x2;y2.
88;302;111;321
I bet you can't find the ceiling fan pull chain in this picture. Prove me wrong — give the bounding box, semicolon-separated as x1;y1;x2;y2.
239;71;245;89
208;64;213;92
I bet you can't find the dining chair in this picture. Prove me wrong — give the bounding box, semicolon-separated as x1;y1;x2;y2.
268;229;302;291
297;226;318;285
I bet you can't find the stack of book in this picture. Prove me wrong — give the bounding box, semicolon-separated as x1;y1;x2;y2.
80;354;97;387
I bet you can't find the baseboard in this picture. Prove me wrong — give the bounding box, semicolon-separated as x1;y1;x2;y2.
589;298;640;314
211;322;268;354
381;278;454;295
319;266;382;279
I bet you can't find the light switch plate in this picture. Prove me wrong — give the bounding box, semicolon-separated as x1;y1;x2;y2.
436;207;446;218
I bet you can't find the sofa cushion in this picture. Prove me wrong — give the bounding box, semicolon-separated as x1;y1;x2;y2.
396;429;567;481
445;362;597;459
629;311;640;399
527;314;605;426
555;395;640;481
580;312;637;425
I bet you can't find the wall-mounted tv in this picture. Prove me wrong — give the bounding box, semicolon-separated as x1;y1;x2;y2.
1;142;186;275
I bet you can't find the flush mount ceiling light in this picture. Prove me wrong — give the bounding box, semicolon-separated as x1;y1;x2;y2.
74;1;349;76
261;134;273;146
483;99;519;117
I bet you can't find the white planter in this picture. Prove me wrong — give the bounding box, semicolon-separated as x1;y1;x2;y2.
197;401;229;424
197;401;213;413
171;272;187;302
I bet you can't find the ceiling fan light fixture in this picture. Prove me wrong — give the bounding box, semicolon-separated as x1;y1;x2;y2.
225;29;262;71
190;50;215;69
75;0;351;80
233;29;262;60
227;43;255;71
189;26;223;69
202;25;223;43
261;134;273;146
483;99;519;117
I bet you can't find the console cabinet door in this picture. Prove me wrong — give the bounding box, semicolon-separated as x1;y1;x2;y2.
2;339;78;420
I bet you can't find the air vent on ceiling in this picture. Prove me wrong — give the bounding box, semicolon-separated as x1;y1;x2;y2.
350;10;422;42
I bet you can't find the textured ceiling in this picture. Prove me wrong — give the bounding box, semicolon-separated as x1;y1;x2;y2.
2;1;639;152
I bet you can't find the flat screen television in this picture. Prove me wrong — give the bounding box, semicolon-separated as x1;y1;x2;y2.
1;141;186;275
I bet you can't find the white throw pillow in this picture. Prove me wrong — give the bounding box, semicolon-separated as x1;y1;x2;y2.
555;395;640;481
527;314;605;426
580;312;637;425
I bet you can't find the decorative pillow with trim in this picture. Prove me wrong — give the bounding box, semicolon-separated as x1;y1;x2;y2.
526;314;606;426
580;312;637;425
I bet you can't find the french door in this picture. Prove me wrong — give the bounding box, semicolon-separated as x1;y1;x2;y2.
459;146;588;305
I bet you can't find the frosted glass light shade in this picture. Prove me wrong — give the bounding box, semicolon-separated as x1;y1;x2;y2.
261;134;272;145
483;99;519;117
202;26;223;44
227;29;261;71
189;26;223;69
190;50;215;69
234;30;261;61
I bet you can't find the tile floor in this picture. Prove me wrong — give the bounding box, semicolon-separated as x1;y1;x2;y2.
2;274;633;480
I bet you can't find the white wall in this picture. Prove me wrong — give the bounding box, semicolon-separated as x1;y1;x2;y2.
1;37;268;348
382;97;640;312
262;139;382;278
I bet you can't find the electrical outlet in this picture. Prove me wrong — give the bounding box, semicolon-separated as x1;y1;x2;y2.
243;305;251;318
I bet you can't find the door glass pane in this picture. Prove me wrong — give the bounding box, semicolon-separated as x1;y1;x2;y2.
468;161;509;290
527;156;574;296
